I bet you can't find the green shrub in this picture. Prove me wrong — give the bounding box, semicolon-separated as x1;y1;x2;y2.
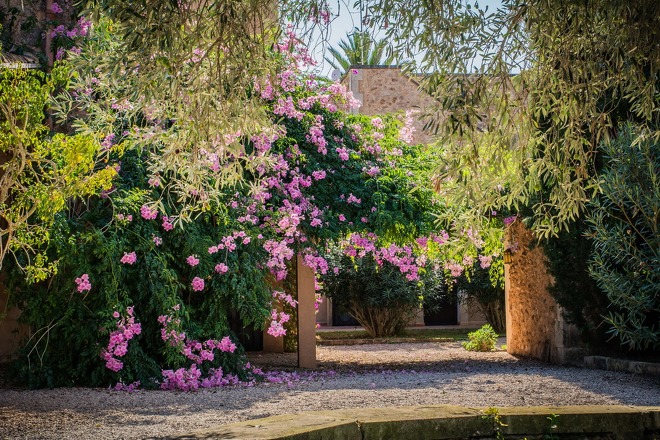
462;324;498;352
321;240;448;338
586;125;660;351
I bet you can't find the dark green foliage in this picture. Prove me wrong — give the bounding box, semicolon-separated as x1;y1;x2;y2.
544;221;611;350
586;126;660;351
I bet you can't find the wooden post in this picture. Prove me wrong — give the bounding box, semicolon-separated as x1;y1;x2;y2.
296;254;317;368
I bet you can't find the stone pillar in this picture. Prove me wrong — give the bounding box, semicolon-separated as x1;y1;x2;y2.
504;221;583;364
296;254;317;368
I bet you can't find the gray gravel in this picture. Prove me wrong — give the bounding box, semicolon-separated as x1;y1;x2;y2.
1;341;658;439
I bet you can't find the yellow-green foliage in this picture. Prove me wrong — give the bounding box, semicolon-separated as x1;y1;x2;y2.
0;67;116;281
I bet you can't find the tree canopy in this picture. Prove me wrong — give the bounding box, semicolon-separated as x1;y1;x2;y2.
325;31;395;73
363;0;660;237
75;0;660;238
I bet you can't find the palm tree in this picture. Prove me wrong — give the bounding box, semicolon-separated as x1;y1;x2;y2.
325;31;395;73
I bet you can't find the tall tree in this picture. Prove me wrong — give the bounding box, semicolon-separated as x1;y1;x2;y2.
360;0;660;237
325;31;395;72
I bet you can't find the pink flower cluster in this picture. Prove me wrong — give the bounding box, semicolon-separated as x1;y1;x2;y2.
157;308;241;390
267;290;299;337
101;306;142;372
75;273;92;293
335;232;433;281
399;110;417;143
49;17;91;39
162;216;174;231
346;193;361;205
263;239;294;280
140;204;158;220
273;96;304;121
503;215;518;226
307;115;328;154
113;381;141;392
120;251;137;265
191;277;205;291
478;255;493;269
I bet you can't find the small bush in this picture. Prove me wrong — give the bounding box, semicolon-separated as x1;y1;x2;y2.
462;324;498;351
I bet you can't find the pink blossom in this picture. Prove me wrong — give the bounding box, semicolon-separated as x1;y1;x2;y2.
217;336;237;353
186;255;200;267
312;170;326;180
50;2;63;13
215;263;229;274
75;273;92;293
162;216;174;231
371;117;384;129
153;235;163;246
267;320;287;337
336;147;350;161
117;213;133;222
346;193;361;205
479;255;493;269
101;133;115;149
399;109;417;143
140;204;158;220
191;277;205;291
120;252;137;265
503;215;518;226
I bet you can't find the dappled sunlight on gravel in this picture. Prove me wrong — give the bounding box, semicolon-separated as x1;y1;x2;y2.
1;342;658;439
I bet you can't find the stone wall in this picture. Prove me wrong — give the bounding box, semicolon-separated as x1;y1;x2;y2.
1;1;50;54
505;221;583;364
342;66;436;145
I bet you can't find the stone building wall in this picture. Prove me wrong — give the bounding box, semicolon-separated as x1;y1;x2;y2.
342;66;436;145
505;221;583;364
1;1;49;54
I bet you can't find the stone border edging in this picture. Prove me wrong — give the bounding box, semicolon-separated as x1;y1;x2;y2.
584;355;660;377
162;405;660;440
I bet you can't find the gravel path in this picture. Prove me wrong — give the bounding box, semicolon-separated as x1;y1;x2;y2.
1;341;658;439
